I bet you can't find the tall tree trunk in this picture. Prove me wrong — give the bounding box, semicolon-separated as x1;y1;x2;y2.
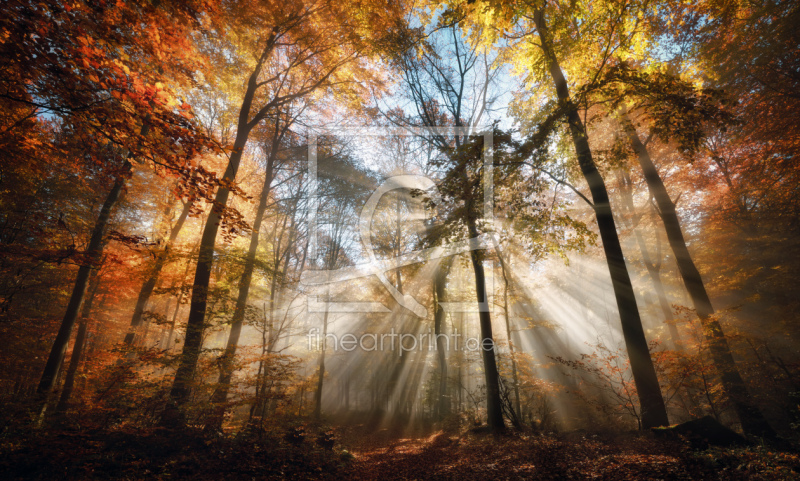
498;250;522;422
451;126;504;430
163;36;277;424
620;113;775;438
248;304;270;423
434;257;453;420
124;199;192;345
205;139;278;431
163;213;208;351
532;9;668;429
37;160;131;403
55;269;102;414
395;192;404;291
617;170;703;414
312;206;347;420
616;170;682;348
465;215;505;431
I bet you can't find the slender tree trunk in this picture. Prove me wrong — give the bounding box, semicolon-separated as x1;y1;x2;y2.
55;270;102;414
163;38;276;423
533;9;668;428
248;307;270;423
465;215;504;431
616;170;703;415
37;160;131;403
313;307;329;419
451;126;504;430
457;284;465;415
163;140;246;420
163;213;208;351
620;113;775;438
616;170;682;348
498;250;523;422
124;199;192;345
434;257;453;420
245;196;298;422
395;192;403;291
53;322;86;414
205;141;278;431
640;234;682;345
312;206;348;420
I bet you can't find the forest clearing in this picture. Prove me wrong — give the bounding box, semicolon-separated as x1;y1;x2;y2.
1;0;799;479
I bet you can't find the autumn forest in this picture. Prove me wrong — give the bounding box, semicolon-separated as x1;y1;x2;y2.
1;0;799;479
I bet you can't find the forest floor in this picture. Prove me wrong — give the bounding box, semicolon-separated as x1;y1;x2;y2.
2;421;800;480
339;425;800;480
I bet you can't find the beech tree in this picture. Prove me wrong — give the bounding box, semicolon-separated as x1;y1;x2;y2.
123;194;193;346
447;0;670;428
0;0;220;408
618;105;776;437
162;0;404;422
573;57;780;437
205;105;305;431
387;21;508;430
